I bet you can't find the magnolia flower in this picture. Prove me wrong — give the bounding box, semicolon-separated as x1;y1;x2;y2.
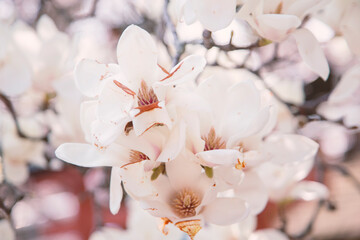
0;21;32;96
186;72;272;168
317;64;360;128
172;0;237;32
0;113;46;185
315;0;360;55
75;25;205;142
238;0;330;80
138;150;249;239
256;134;328;202
11;15;74;93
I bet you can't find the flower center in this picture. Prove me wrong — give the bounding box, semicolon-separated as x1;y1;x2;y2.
202;127;226;151
171;188;201;218
129;150;149;163
137;80;158;106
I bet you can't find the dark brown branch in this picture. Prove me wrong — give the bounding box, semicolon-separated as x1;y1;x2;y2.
0;93;49;142
202;30;260;51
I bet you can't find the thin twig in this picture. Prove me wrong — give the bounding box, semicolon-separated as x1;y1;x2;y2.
163;0;184;66
0;93;49;142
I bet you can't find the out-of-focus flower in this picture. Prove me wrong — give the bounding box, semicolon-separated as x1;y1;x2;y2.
315;0;360;56
300;121;356;160
0;220;15;240
172;0;237;32
317;64;360;128
0;21;32;96
0;113;46;185
12;15;74;93
238;0;330;80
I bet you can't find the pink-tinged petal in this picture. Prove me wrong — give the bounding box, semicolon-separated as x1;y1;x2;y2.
109;167;122;215
74;59;120;97
55;143;129;167
290;181;329;201
264;134;319;164
120;162;156;200
235;171;268;215
194;0;236;31
91;120;123;147
0;49;32;96
98;79;135;124
221;79;262;139
214;166;245;191
344;106;360;127
341;2;360;56
80;100;97;142
227;107;270;148
156;121;186;162
116;127;166;161
0;220;15;240
256;14;301;42
286;0;329;20
292;28;329;80
196;149;241;167
166;150;203;190
140;199;176;219
183;1;197;24
328;64;360;103
203;198;249;225
249;229;289;240
4;160;29;185
36;15;58;41
159;55;206;85
130;103;172;136
116;25;158;88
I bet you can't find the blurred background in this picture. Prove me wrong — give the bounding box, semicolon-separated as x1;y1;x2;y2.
0;0;360;239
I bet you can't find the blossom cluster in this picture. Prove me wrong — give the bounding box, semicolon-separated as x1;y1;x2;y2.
54;25;324;239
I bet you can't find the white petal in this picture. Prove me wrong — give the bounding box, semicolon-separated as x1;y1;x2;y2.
194;0;236;31
328;64;360;103
264;134;319;164
74;59;120;97
55;143;128;167
341;2;360;56
256;14;301;42
158;55;206;86
249;229;289;240
36;15;58;41
0;220;15;240
203;198;249;225
292;28;329;80
196;149;240;167
116;25;158;88
98;78;135;124
80;100;97;142
131;104;172;136
0;48;32;96
235;171;268;215
183;1;197;24
91;120;123;147
121;162;155;199
166;150;203;190
156;121;186;162
290;181;329;201
109;167;123;215
221;79;262;139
